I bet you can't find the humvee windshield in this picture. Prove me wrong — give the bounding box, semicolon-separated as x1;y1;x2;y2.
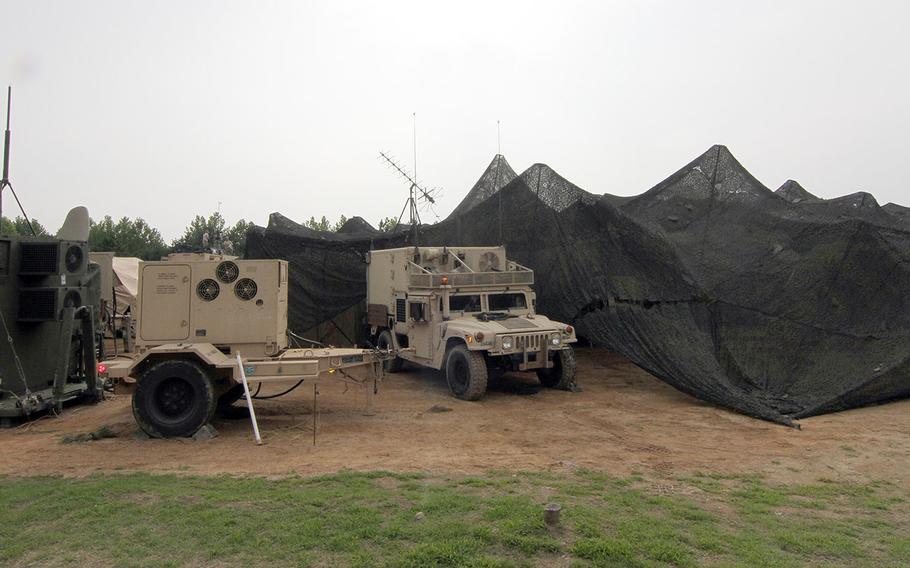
489;292;528;312
450;294;482;313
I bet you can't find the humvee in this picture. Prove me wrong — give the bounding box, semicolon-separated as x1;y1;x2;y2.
102;253;390;437
366;246;577;400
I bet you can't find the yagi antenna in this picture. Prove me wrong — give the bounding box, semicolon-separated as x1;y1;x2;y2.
379;149;441;235
0;86;37;236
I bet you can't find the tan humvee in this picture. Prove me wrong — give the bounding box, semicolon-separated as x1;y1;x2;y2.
102;254;389;437
366;246;577;400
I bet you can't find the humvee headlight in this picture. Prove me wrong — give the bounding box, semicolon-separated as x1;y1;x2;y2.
564;325;573;335
550;333;561;346
474;332;485;342
501;336;514;350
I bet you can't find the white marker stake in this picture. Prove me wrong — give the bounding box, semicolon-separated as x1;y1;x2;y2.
236;352;262;445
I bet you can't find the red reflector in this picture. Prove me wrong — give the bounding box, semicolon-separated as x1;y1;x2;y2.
97;363;108;374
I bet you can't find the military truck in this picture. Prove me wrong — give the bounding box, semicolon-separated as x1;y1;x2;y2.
102;253;389;438
366;246;577;400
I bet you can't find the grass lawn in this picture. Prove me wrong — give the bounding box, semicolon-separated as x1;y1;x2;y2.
0;469;907;567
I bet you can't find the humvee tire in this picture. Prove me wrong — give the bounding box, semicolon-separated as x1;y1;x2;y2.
132;360;217;438
537;348;577;391
445;344;488;400
377;329;403;373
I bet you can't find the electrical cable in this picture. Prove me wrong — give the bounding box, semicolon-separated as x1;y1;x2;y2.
251;380;304;400
288;330;327;348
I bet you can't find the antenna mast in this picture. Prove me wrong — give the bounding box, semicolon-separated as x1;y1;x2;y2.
0;86;36;236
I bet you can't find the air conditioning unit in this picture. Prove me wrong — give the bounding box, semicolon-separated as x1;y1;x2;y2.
136;256;289;356
464;247;506;272
18;240;88;278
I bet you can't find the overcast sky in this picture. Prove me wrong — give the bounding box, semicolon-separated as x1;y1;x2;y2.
2;0;907;239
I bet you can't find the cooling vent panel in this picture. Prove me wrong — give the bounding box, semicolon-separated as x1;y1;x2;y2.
216;261;240;283
396;298;406;323
196;278;220;301
234;278;258;300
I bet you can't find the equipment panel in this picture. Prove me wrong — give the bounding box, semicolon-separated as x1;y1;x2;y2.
139;264;191;341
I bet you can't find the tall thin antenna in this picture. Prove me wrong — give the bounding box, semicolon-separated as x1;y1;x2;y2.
497;120;501;155
412;112;417;186
1;86;36;236
1;86;10;221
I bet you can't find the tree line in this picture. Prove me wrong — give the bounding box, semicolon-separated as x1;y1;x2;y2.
1;213;400;260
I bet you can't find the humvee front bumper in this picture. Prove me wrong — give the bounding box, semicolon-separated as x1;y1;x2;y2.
488;332;573;371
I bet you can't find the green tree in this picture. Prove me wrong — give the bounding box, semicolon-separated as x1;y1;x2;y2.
88;216;169;260
172;212;255;257
303;215;332;232
333;215;348;232
224;219;255;257
1;215;48;236
377;216;399;232
303;214;349;232
171;212;226;252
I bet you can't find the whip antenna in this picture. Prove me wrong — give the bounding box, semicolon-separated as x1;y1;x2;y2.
0;86;36;236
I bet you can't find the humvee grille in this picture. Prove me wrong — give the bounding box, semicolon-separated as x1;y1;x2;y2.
515;333;548;351
396;299;406;323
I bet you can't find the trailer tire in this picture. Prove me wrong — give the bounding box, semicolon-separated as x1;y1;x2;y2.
445;344;488;400
537;347;578;391
132;360;217;438
377;329;403;373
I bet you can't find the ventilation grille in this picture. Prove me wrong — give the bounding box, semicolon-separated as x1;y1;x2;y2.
20;242;59;274
216;261;239;283
396;298;406;323
197;279;220;301
235;278;258;300
18;289;58;321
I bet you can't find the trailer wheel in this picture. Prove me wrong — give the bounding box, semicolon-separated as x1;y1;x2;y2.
445;344;488;400
132;360;216;438
377;329;403;373
537;347;578;391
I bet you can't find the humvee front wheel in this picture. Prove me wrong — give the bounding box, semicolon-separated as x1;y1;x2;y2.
445;344;488;400
537;348;578;391
377;330;403;373
132;360;216;438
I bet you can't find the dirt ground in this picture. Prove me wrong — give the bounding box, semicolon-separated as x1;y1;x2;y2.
1;348;908;484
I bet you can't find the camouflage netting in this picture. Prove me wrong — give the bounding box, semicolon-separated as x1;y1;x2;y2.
247;147;910;425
